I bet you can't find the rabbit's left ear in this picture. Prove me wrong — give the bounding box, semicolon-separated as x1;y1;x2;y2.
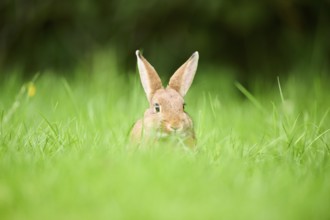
168;52;199;97
136;50;163;102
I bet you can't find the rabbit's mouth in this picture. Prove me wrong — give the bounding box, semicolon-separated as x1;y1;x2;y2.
156;131;185;138
157;126;186;139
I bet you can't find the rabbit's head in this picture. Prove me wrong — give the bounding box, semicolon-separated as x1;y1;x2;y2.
135;50;199;138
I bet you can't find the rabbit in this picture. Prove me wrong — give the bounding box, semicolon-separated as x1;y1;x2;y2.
130;50;199;148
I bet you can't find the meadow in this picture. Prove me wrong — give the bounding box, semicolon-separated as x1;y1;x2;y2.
0;53;329;220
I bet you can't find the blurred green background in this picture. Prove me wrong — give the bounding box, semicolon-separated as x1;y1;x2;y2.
1;0;329;82
1;1;330;219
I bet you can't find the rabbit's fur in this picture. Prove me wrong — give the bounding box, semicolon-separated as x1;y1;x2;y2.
130;50;199;148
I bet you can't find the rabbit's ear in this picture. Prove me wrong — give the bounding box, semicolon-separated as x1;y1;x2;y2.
136;50;163;101
168;51;199;97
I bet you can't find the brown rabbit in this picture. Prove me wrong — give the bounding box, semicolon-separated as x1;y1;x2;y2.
130;50;199;148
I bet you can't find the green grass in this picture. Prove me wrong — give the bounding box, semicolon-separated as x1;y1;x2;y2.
0;53;330;220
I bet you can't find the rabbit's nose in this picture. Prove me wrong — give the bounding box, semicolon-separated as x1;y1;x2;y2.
168;125;183;132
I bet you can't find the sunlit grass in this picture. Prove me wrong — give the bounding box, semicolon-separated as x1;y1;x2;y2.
0;53;330;220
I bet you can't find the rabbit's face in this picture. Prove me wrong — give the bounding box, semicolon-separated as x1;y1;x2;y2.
150;88;192;136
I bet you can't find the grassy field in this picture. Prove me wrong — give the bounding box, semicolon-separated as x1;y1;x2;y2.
0;53;330;220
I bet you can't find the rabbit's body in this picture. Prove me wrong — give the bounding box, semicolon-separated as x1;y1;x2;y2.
130;50;199;148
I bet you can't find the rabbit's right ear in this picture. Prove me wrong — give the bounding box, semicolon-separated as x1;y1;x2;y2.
168;51;199;97
136;50;163;102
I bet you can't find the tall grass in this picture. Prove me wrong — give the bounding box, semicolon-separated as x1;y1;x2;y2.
0;52;329;220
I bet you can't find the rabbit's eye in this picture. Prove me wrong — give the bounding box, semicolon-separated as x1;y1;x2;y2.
154;103;160;113
183;103;186;110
